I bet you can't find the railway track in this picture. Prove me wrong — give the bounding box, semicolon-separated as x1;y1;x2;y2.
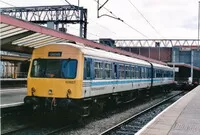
1;123;72;135
1;105;25;118
1;125;33;135
99;91;184;135
1;116;77;135
1;91;185;135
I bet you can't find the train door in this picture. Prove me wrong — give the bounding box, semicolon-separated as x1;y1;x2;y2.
113;63;118;93
84;58;92;97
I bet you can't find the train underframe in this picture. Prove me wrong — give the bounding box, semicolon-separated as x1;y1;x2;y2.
24;83;175;119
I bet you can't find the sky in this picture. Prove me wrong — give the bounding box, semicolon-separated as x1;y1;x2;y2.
0;0;200;40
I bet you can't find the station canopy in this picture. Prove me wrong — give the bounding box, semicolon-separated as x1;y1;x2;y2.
168;63;200;71
0;14;166;65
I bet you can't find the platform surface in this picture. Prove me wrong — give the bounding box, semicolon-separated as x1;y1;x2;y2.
0;78;27;81
0;88;26;108
136;85;200;135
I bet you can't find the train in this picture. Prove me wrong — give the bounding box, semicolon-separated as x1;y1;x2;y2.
24;42;174;117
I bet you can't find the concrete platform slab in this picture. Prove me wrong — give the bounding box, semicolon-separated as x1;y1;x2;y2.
0;88;26;108
136;85;200;135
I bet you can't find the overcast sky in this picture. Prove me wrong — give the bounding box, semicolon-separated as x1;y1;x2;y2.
1;0;199;39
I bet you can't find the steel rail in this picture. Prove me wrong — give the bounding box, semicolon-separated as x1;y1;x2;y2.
99;91;184;135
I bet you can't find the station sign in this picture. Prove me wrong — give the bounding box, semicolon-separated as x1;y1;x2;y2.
180;47;191;51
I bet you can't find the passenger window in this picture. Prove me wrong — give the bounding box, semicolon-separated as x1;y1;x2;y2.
94;62;103;79
125;65;130;79
138;67;141;78
135;67;139;78
119;65;125;79
141;67;145;78
105;63;112;79
148;68;151;78
131;66;135;78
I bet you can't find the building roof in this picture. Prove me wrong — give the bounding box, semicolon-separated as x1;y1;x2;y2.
168;63;200;71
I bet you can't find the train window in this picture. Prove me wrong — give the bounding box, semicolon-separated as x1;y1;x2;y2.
144;67;147;78
131;66;135;78
147;68;150;78
125;65;130;79
164;71;167;77
94;61;103;79
161;70;163;77
135;66;139;78
105;63;112;79
84;60;91;79
156;69;163;78
167;71;170;77
168;71;170;77
138;67;141;78
141;67;145;78
31;59;77;79
144;67;148;78
150;68;152;78
156;70;160;78
31;59;45;77
61;60;77;79
147;68;149;78
170;71;173;77
166;71;168;77
155;69;158;78
119;65;125;79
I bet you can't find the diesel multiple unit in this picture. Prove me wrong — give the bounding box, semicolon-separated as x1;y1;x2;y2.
24;43;174;117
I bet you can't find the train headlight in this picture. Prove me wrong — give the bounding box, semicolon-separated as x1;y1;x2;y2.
48;89;53;95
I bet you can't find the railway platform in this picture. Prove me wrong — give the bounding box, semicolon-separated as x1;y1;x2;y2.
136;85;200;135
1;78;27;89
0;88;26;108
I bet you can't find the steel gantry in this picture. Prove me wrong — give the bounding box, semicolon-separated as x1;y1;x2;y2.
0;5;88;38
95;39;200;47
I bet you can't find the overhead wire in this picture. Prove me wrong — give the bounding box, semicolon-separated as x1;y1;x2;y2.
68;25;101;38
128;0;164;38
0;0;15;7
0;0;101;38
62;0;118;38
0;0;148;39
93;0;149;38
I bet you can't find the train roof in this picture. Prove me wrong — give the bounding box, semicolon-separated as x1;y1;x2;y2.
45;43;172;70
58;43;150;66
152;62;173;70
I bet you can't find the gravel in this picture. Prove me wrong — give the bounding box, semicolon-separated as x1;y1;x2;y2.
109;95;182;135
1;91;181;135
55;91;181;135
